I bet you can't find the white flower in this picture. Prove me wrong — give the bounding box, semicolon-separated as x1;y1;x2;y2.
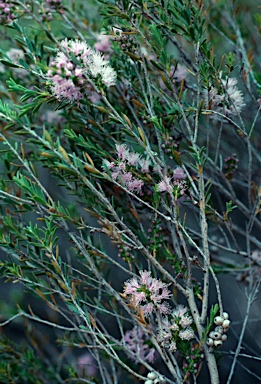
203;75;245;119
88;52;117;86
179;327;194;340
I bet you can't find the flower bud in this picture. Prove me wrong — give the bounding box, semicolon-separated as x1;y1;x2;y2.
214;316;224;325
214;340;223;347
147;372;157;380
222;319;230;328
145;381;153;384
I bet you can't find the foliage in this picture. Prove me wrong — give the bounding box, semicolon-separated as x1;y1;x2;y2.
0;0;260;383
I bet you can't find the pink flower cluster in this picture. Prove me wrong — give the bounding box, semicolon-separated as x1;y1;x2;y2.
204;76;245;119
157;305;194;352
123;270;171;316
157;167;187;199
46;39;116;103
0;0;16;24
103;144;151;194
124;327;156;363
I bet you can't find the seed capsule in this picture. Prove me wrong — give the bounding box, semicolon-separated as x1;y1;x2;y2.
209;331;222;340
147;372;157;380
214;316;224;325
222;319;231;328
214;340;223;347
221;334;227;341
215;326;224;334
222;312;229;320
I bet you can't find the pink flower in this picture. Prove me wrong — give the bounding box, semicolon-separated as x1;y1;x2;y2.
77;352;97;377
180;315;193;328
172;305;189;318
46;39;116;103
126;178;144;193
106;144;146;194
139;158;151;173
116;144;129;160
158;177;173;193
159;64;187;91
124;270;171;316
179;327;194;341
124;327;156;363
173;167;186;180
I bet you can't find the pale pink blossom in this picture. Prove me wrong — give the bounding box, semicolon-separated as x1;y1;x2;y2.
124;327;156;363
172;305;189;318
173;166;186;180
46;39;116;103
157;177;173;193
124;270;171;316
180;315;193;328
179;327;194;340
203;75;245;119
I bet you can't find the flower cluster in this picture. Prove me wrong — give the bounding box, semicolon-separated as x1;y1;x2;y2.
203;76;245;119
157;167;188;200
145;372;166;384
157;305;194;352
123;270;171;316
46;0;63;10
206;312;230;348
0;0;16;24
182;345;205;379
46;39;117;103
161;136;180;160
114;33;138;54
224;153;239;180
124;327;156;363
147;216;163;253
103;144;151;194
